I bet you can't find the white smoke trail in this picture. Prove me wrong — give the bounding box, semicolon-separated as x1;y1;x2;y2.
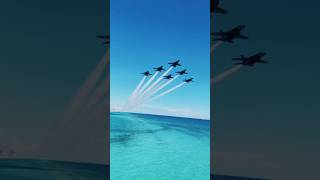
143;75;180;102
128;76;147;101
135;71;159;98
63;51;108;122
79;78;107;115
138;66;173;99
210;41;222;54
122;76;147;111
146;82;186;104
39;49;109;162
211;65;242;84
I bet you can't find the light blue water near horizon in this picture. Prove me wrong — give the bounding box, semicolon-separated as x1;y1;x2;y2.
111;112;210;180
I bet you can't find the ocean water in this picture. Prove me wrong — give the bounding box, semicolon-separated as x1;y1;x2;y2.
111;112;210;180
0;159;108;180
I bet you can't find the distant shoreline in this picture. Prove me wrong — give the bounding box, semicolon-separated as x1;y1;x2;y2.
110;111;210;121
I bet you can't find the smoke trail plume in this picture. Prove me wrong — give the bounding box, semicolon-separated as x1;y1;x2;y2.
210;41;222;54
146;82;186;103
143;75;180;102
135;71;159;98
39;49;109;164
79;78;107;116
122;76;147;110
138;66;173;98
130;76;147;100
211;65;242;84
63;51;108;122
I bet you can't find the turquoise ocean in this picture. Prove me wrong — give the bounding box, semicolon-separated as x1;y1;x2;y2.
111;112;210;180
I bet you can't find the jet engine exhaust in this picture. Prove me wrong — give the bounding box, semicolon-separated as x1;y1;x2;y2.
211;41;222;54
122;76;147;110
135;71;159;98
146;82;186;103
142;75;180;102
129;76;147;101
211;65;242;84
63;51;108;122
135;66;173;102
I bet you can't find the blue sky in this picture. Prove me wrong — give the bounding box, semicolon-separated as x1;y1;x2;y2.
110;0;210;119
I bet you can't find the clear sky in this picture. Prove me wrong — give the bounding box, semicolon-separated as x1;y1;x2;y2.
212;0;320;179
110;0;210;119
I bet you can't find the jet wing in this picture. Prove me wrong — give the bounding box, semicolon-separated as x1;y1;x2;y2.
214;7;227;14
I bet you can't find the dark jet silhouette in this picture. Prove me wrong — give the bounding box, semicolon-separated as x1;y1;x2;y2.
184;78;193;83
169;60;181;67
163;74;173;79
233;52;267;66
96;35;110;44
141;71;152;76
211;0;227;14
212;25;248;43
176;69;187;75
154;66;165;72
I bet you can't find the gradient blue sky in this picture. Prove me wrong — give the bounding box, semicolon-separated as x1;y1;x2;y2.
110;0;210;119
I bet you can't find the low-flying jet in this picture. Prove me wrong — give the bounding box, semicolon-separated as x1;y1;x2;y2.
96;35;110;44
212;25;248;43
154;66;165;72
184;78;193;83
232;52;267;66
176;69;187;75
163;75;173;79
211;0;227;14
141;71;152;76
169;60;181;67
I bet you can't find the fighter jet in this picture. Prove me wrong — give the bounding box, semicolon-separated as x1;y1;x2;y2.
141;71;152;76
163;75;173;80
212;25;248;43
96;35;110;44
176;69;187;75
211;0;227;14
169;60;181;67
232;52;267;66
184;78;193;83
154;66;165;72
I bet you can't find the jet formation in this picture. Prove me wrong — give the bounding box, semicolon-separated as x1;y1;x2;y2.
211;0;227;14
212;25;248;43
232;52;267;66
141;60;193;83
210;2;269;68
